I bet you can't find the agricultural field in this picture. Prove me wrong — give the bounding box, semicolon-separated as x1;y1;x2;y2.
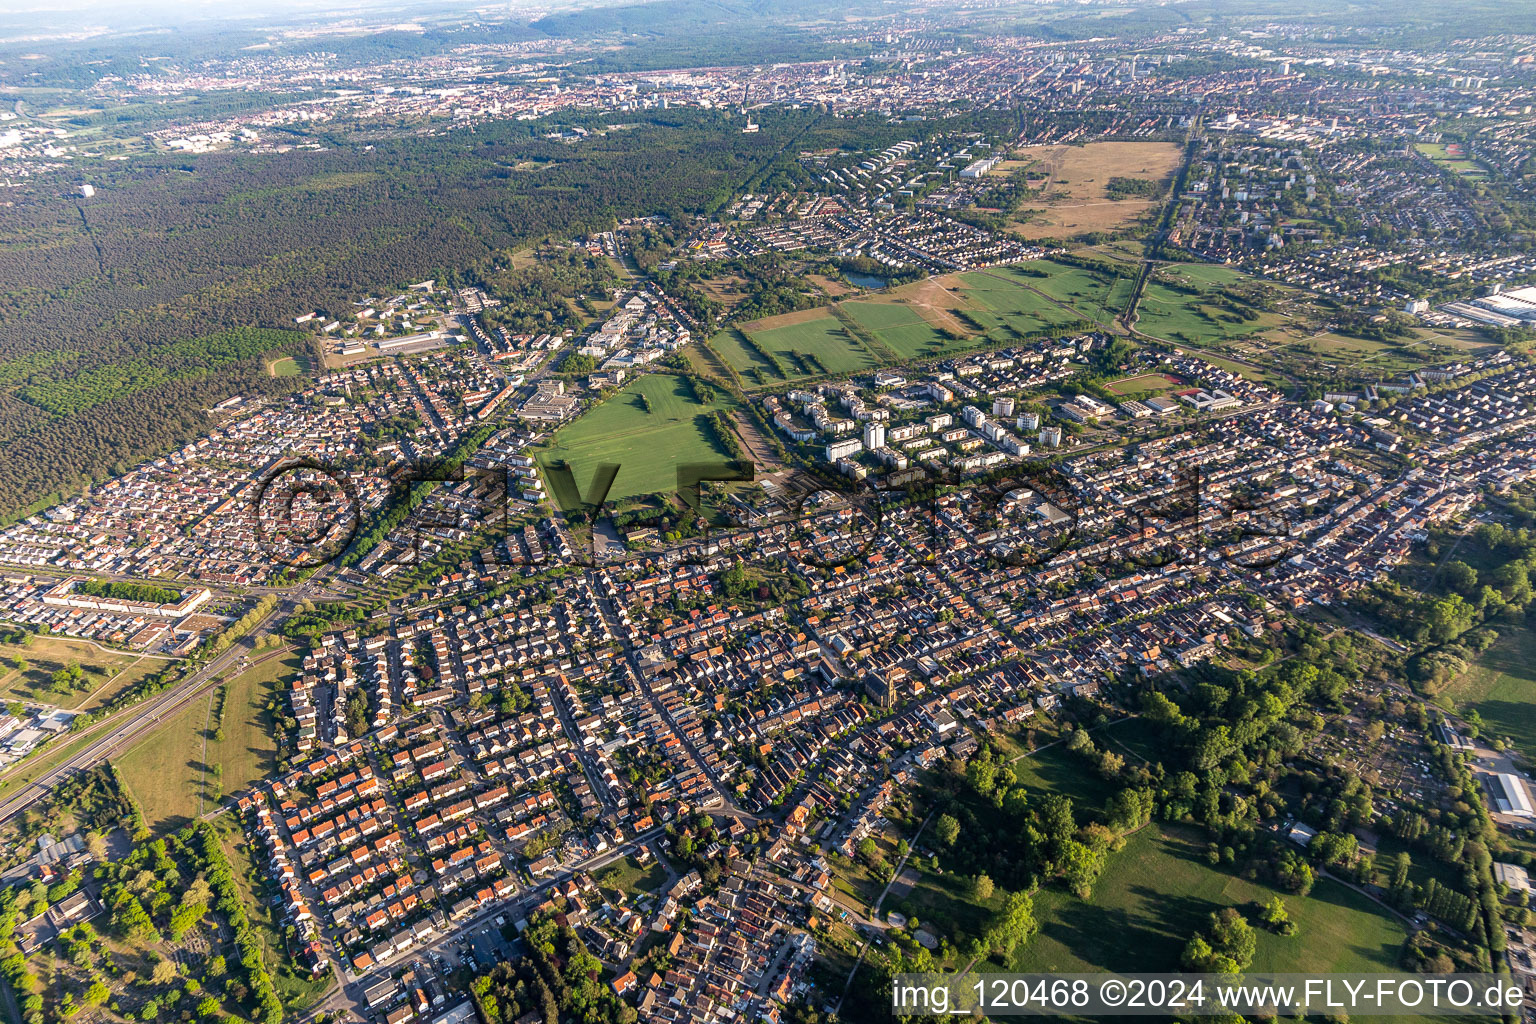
1007;826;1412;975
0;635;164;711
1442;627;1536;761
715;257;1147;379
536;373;740;507
113;651;298;833
1008;141;1185;240
839;300;973;361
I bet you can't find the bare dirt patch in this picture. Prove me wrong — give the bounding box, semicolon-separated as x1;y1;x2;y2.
1009;141;1184;240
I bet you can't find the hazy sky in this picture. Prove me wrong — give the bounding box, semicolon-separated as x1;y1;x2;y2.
0;0;451;29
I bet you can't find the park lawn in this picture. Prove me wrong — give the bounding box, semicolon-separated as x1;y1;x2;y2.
1133;271;1286;348
1442;626;1536;761
1255;325;1433;378
832;857;888;912
536;373;740;508
744;316;880;378
268;356;302;377
885;861;998;960
594;854;669;899
115;651;298;833
1008;826;1410;975
1098;715;1168;767
1003;258;1136;321
1167;262;1249;288
1370;833;1466;895
0;636;164;711
1009;739;1117;814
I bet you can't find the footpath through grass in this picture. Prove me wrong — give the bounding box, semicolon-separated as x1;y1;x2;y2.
114;651;297;833
0;635;163;711
1009;826;1411;975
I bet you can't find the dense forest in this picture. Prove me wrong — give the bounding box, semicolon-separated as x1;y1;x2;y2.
0;110;822;519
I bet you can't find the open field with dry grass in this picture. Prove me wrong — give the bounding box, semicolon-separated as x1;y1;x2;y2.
739;305;842;332
1009;141;1184;239
807;273;853;297
696;274;753;309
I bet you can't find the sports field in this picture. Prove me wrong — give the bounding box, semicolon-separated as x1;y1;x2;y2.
536;373;740;506
0;635;164;711
1415;142;1488;179
1009;826;1411;975
1104;372;1181;396
1443;627;1536;761
114;650;297;833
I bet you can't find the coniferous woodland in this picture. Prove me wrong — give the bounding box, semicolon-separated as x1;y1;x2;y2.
0;108;921;521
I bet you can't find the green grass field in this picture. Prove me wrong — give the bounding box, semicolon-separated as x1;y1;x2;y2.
1009;826;1410;974
0;636;164;711
218;818;334;1013
840;301;971;360
1104;372;1181;397
1010;743;1117;812
594;854;669;900
1443;626;1536;761
745;316;880;379
958;265;1114;332
841;301;925;332
1133;265;1287;348
991;259;1135;324
268;356;302;377
1415;143;1488;179
536;373;739;507
114;651;297;833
